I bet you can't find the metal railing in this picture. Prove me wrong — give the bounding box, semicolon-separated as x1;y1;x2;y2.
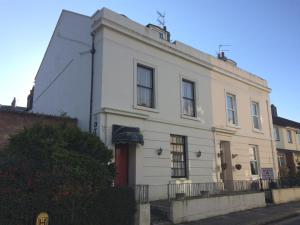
262;178;300;189
167;180;263;201
133;178;300;203
133;185;149;203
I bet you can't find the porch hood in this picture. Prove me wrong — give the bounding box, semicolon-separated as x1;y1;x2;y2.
112;125;144;145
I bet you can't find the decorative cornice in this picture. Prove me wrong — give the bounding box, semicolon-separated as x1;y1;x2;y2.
92;16;271;93
212;126;237;135
101;107;149;119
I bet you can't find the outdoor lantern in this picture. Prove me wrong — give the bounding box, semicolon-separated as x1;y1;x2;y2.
157;147;163;155
196;150;202;158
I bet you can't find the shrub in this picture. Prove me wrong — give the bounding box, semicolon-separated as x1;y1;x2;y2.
0;123;135;225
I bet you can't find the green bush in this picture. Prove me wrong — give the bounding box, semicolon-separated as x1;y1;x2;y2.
0;188;135;225
0;123;135;225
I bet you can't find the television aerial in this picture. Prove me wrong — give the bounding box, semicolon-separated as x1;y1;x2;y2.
157;11;166;27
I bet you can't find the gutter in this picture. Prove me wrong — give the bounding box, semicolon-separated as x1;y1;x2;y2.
89;32;96;133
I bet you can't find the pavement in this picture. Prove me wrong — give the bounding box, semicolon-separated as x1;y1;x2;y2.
178;201;300;225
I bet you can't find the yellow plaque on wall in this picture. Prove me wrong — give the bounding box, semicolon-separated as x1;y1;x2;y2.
36;212;49;225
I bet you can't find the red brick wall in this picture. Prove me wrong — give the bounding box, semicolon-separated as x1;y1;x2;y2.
0;111;77;150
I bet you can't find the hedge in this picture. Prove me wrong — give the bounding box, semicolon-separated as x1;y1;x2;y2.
0;187;136;225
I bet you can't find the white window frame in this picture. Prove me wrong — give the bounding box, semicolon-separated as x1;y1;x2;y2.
180;75;199;121
251;101;261;130
277;152;286;168
133;59;159;113
226;92;238;126
274;126;280;141
287;130;293;143
181;79;196;117
170;134;188;178
249;145;260;179
297;131;300;145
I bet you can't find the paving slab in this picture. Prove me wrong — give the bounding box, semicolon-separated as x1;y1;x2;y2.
178;202;300;225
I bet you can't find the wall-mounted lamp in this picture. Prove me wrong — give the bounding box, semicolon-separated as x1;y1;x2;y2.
196;150;202;158
157;147;163;155
217;152;223;158
232;154;238;159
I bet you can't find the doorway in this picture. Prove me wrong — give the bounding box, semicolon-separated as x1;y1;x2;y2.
220;141;233;190
115;144;129;187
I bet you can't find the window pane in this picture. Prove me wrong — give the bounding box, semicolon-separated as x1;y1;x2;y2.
226;95;233;110
137;64;154;108
287;130;293;143
252;102;258;116
182;80;195;117
253;116;260;129
274;127;280;141
182;81;193;99
227;109;236;124
183;99;195;116
137;65;153;88
137;87;152;107
226;94;237;125
249;146;257;160
250;161;258;175
170;135;187;178
249;146;259;176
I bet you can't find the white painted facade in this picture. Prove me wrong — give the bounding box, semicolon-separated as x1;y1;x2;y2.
33;10;92;131
32;8;277;190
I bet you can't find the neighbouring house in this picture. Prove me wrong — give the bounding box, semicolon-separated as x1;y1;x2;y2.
31;8;277;200
0;98;27;113
272;105;300;177
0;110;77;150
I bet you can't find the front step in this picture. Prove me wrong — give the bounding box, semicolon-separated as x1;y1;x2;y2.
150;200;172;225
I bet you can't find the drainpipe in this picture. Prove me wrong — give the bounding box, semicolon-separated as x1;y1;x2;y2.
89;32;96;133
266;100;278;178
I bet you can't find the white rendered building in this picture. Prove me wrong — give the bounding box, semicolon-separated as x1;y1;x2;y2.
32;8;277;200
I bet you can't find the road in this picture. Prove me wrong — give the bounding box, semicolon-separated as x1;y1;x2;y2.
269;215;300;225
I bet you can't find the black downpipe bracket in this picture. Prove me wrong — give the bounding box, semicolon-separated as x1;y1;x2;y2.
89;33;96;133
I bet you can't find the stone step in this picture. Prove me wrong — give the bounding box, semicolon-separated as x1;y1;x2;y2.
151;201;171;225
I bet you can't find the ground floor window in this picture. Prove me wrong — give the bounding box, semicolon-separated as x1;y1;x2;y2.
249;145;259;176
170;135;187;178
278;152;287;169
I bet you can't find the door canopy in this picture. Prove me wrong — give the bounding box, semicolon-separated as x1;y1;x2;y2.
112;125;144;145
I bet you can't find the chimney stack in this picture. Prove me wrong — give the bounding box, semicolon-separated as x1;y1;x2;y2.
271;104;278;117
11;97;16;109
218;51;226;59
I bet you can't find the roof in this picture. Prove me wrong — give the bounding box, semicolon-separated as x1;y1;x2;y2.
273;116;300;129
0;109;77;122
0;105;26;112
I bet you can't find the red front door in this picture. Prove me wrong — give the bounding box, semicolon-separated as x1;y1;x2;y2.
115;144;129;187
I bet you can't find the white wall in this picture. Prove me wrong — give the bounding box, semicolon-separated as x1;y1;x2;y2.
211;69;276;180
134;203;150;225
272;188;300;204
32;7;276;188
170;192;266;223
93;14;217;185
32;11;92;131
89;8;276;185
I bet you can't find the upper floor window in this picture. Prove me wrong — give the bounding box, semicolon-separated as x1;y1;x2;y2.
251;101;261;130
249;145;259;176
170;135;187;178
274;127;280;141
182;80;196;117
226;93;238;125
137;64;154;108
297;131;300;144
287;130;293;143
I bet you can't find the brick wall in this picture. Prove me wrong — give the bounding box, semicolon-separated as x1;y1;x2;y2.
0;111;77;150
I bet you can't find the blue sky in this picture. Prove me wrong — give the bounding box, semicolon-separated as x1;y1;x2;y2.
0;0;299;121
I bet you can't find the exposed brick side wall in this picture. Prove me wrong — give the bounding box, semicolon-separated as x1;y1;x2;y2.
0;111;77;150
